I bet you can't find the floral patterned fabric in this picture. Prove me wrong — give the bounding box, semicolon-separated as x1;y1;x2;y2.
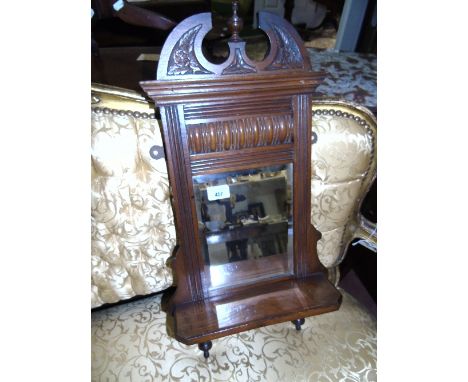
91;110;176;308
92;289;376;382
308;48;377;112
311;101;377;269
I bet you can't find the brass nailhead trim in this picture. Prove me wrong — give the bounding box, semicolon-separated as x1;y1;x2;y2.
91;106;156;119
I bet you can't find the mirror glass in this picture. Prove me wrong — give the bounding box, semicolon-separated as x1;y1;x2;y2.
192;163;294;292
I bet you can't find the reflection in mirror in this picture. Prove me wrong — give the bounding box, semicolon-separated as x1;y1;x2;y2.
193;163;294;292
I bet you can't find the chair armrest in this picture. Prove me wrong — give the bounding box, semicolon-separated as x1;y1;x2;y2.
352;215;377;253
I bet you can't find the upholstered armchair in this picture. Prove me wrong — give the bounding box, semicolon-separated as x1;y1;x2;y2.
91;83;377;381
311;100;377;284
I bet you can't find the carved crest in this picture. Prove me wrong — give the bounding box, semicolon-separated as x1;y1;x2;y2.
167;24;213;76
266;25;303;70
157;8;311;80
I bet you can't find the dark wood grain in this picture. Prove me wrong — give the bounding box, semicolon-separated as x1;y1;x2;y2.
186;114;293;154
204;251;290;292
141;5;341;353
174;275;341;345
190;144;294;175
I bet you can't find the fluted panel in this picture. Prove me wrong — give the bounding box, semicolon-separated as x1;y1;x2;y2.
187;114;293;154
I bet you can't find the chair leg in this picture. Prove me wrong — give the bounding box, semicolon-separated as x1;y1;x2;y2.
291;318;305;330
198;341;213;358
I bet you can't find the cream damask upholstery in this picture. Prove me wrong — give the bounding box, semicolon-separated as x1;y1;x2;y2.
311;101;377;283
91;85;376;308
92;289;376;382
91;84;176;308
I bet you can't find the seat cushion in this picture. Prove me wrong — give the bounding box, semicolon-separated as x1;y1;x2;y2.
91;289;376;381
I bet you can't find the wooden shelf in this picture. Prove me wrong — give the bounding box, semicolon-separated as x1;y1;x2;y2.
173;274;342;345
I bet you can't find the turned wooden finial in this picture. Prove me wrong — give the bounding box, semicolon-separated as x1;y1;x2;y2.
227;0;243;42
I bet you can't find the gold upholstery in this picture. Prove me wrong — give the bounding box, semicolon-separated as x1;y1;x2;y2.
92;289;376;381
91;85;176;308
311;101;377;282
91;84;377;308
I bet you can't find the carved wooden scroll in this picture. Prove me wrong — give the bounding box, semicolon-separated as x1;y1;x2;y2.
156;11;312;80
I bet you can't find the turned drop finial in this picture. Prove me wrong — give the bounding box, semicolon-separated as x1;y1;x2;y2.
227;0;243;42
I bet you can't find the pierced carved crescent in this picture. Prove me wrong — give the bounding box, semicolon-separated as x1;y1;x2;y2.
157;12;311;80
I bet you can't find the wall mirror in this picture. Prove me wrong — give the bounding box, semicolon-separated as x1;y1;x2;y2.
193;163;294;292
141;0;341;358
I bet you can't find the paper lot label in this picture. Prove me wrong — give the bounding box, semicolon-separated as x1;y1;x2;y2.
206;184;230;201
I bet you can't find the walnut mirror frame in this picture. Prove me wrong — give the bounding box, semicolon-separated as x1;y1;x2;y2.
141;1;341;358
